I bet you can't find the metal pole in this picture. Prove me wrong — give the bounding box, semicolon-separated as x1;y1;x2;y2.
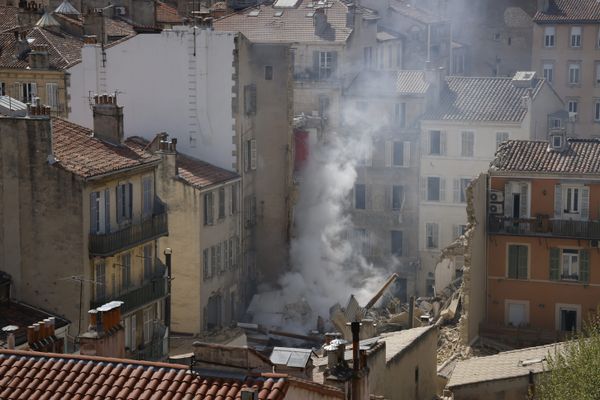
164;248;172;355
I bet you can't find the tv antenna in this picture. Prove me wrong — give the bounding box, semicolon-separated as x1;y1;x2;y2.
56;275;102;335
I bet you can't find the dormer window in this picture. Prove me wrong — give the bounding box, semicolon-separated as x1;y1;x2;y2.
552;135;563;149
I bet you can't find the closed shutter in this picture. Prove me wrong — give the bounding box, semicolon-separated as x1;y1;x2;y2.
549;247;560;280
508;245;518;278
331;51;338;77
520;183;529;217
421;131;429;155
440;178;446;202
244;141;249;171
127;183;133;219
30;82;37;98
453;179;460;203
384;140;392;167
403;141;411;167
580;249;590;283
313;51;319;78
432;223;439;248
517;246;528;279
554;184;562;218
440;131;447;155
104;189;110;233
581;186;590;220
90;192;99;233
385;185;391;210
250;139;257;170
116;185;123;223
366;185;372;209
504;183;513;217
14;83;21;101
420;178;427;201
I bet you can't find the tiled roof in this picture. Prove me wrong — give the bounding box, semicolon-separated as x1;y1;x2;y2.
156;1;183;24
0;27;83;70
389;0;445;24
51;117;159;179
448;342;567;388
346;70;430;96
51;13;136;40
533;0;600;24
0;301;70;348
177;153;240;189
380;326;434;364
423;76;544;122
0;6;19;33
491;138;600;175
0;349;291;400
213;0;352;43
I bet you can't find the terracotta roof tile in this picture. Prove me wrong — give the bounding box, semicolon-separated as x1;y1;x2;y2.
0;6;19;33
347;69;430;96
533;0;600;23
491;138;600;175
423;76;544;122
156;1;183;24
214;0;352;43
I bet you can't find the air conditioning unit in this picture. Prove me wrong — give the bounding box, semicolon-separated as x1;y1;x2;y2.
489;190;504;203
115;6;126;15
489;203;504;215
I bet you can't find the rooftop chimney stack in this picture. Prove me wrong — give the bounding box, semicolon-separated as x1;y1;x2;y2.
79;301;125;358
2;325;18;350
92;93;124;145
346;3;355;28
314;6;328;36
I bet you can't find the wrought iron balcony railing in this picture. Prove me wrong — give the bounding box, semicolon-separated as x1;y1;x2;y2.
488;215;600;240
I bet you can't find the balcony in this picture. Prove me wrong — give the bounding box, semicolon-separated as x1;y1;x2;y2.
89;207;168;256
91;263;167;314
488;215;600;240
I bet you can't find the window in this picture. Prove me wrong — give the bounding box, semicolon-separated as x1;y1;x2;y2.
210;246;216;277
544;26;555;47
245;139;257;171
391;230;403;256
354;184;366;209
461;131;474;157
95;262;106;301
506;300;528;327
319;95;330;118
496;132;509;149
393;141;404;166
570;26;582;47
223;241;229;270
543;63;554;83
568;100;578;114
204;192;214;225
116;183;132;223
124;315;136;350
452;52;465;74
243;84;256;115
454;178;470;203
231;183;238;215
561;249;580;280
319;51;334;79
507;244;528;279
394;103;406;127
218;187;225;219
216;243;222;274
143;307;153;344
453;224;467;240
429;130;444;155
0;82;5;96
18;82;36;103
392;185;404;210
595;62;600;85
564;186;580;214
388;46;393;69
46;83;58;109
552;135;563;148
396;44;402;67
264;65;273;80
363;46;373;67
351;228;370;256
228;238;234;268
143;244;153;281
557;304;580;332
425;223;439;249
120;252;132;292
203;249;210;280
142;175;153;218
244;196;256;226
568;63;580;84
90;189;110;234
550;118;562;128
427;177;442;201
595;100;600;121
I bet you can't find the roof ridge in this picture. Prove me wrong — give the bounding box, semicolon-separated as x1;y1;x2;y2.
33;26;79;66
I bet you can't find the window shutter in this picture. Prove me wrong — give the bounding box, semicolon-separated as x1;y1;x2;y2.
504;183;513;218
385;185;391;210
432;223;439;247
420;178;427;201
313;51;319;78
508;245;518;278
440;178;446;202
453;179;460;203
519;183;529;218
366;185;372;209
403;141;411;167
250;139;257;170
127;183;133;219
554;184;562;218
440;131;447;155
421;132;429;155
244;141;249;171
549;247;560;280
384;140;392;167
104;189;110;233
116;185;123;224
517;246;528;279
30;82;37;97
581;186;590;220
90;192;98;233
580;249;590;283
331;51;338;77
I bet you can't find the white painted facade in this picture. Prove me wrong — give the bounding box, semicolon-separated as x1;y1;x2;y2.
68;26;237;171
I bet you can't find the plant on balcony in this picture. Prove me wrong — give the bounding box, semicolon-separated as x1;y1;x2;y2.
560;273;579;281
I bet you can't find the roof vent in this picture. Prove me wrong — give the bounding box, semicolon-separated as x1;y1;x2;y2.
512;71;537;88
35;12;61;28
54;0;80;15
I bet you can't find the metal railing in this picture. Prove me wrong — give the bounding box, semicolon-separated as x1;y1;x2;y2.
89;208;168;256
488;215;600;240
91;263;167;313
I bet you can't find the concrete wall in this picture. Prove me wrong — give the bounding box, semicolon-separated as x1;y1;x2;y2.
0;69;69;117
69;27;237;171
450;375;532;400
285;385;343;400
0;116;85;334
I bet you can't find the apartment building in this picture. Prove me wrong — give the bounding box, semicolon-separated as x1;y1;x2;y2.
418;72;563;295
532;0;600;136
0;97;169;360
486;132;600;339
343;68;442;299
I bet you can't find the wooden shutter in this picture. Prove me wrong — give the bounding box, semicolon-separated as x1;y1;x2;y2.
517;246;528;279
244;141;249;172
30;82;37;97
385;185;391;210
520;183;529;218
508;245;518;278
127;183;133;219
331;51;338;77
384;140;392;167
90;192;98;233
421;131;429;155
581;186;590;220
453;179;460;203
504;183;513;217
403;141;411;167
421;178;427;201
554;184;562;218
104;189;110;233
313;51;320;78
440;131;447;155
549;247;560;280
440;178;446;202
116;185;123;224
131;314;137;349
432;223;439;248
580;249;590;283
250;139;257;170
366;185;373;209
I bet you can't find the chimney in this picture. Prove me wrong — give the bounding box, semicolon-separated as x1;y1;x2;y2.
2;325;18;350
17;2;43;27
14;30;30;60
324;337;347;369
92;93;124;144
29;44;49;69
346;2;355;28
314;7;328;36
79;301;125;358
424;63;445;107
27;97;52;118
350;321;369;400
83;10;107;44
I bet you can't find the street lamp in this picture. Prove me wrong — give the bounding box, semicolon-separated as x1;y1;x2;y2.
163;248;172;356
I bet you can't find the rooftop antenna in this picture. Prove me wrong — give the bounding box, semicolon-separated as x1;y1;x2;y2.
56;275;102;335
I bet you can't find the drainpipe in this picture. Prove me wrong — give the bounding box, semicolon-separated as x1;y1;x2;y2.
351;321;361;400
164;248;172;354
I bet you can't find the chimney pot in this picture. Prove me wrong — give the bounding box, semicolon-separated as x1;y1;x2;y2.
96;310;103;334
32;323;40;342
7;333;15;350
27;325;34;344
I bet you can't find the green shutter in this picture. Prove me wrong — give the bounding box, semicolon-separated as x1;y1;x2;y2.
508;245;519;278
580;249;590;283
549;247;560;281
518;246;528;279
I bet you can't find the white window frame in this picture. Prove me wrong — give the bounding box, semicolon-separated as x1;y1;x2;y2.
568;99;578;114
319;51;333;79
543;62;554;83
143;306;153;344
46;82;58;110
568;62;581;85
460;131;474;157
505;299;530;327
425;222;439;249
561;249;580;281
570;26;582;48
544;26;555;47
562;185;582;216
555;303;581;332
